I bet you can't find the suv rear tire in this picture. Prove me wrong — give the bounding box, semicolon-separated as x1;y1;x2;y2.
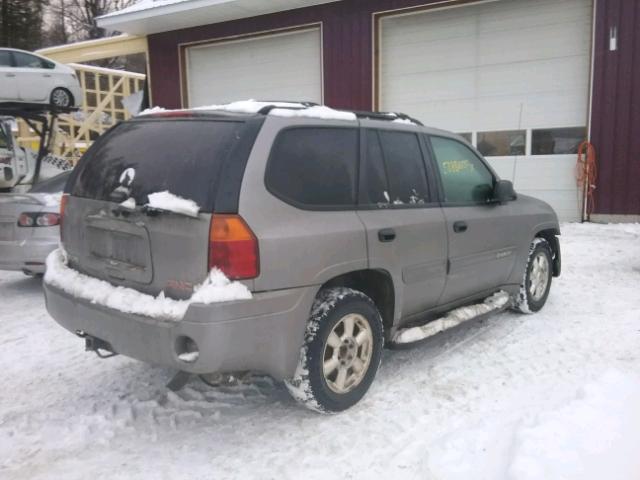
285;287;384;413
513;238;553;313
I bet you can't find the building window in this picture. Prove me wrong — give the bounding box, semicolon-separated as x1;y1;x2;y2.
531;127;586;155
477;130;526;156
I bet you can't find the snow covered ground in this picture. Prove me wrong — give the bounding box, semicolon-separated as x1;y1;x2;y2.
1;222;639;480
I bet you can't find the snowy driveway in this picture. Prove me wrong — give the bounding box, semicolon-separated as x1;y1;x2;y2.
1;223;640;479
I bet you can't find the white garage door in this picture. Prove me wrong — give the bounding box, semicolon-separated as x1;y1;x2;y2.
379;0;593;221
186;28;322;107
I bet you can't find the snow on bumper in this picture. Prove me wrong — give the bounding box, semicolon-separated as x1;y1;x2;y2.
43;275;315;379
44;249;251;322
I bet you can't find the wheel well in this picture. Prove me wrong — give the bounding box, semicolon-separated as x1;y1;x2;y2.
535;228;561;277
320;270;395;335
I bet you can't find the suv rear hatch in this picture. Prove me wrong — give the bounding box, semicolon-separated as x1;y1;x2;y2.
63;114;263;299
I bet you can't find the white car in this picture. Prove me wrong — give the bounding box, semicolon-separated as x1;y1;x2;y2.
0;48;82;108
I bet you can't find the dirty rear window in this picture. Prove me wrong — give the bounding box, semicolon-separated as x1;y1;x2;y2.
71;119;244;211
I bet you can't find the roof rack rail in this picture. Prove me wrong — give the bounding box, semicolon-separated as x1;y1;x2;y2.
251;101;424;126
352;110;424;126
257;101;319;115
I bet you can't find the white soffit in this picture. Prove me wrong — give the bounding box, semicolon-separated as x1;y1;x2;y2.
97;0;338;35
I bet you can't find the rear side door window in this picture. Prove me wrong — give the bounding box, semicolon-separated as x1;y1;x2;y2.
266;127;358;209
12;52;49;69
429;136;495;205
359;129;430;207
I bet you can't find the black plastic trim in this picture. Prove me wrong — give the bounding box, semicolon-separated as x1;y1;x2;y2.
214;116;266;213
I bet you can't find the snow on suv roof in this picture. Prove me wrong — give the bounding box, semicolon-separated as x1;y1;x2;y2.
138;100;424;126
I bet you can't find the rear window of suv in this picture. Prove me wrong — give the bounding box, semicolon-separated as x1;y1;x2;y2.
71;119;245;211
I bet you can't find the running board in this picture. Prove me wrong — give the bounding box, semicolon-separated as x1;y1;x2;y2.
392;291;511;346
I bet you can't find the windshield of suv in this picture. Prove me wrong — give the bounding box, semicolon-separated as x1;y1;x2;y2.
71;119;245;211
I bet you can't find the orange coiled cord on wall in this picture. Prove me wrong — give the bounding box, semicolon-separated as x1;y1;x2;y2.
576;141;597;222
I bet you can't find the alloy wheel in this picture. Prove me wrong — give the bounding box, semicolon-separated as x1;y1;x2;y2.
322;313;374;394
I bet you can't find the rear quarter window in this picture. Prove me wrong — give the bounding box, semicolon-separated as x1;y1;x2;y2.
265;127;358;209
71;119;245;211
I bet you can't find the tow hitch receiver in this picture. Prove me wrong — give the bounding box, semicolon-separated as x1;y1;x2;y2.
75;330;118;359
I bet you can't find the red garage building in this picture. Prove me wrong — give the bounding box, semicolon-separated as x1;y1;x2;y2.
99;0;640;222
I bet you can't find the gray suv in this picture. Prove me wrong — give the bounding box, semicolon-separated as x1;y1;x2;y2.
44;104;561;413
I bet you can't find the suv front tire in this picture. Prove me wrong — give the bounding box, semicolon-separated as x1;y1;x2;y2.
285;287;384;413
514;238;553;313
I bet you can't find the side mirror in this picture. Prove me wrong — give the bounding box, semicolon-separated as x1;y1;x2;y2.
493;180;517;204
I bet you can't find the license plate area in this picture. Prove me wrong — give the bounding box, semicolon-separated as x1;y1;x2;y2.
85;217;153;284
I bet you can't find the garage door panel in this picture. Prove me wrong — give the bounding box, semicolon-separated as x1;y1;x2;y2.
383;69;475;102
478;26;591;66
488;156;582;190
521;93;589;129
186;29;322;107
517;190;581;222
381;38;476;75
477;0;591;32
477;57;590;97
383;11;476;47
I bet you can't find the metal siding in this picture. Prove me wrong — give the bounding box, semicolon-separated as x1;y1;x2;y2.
590;0;640;215
147;0;640;215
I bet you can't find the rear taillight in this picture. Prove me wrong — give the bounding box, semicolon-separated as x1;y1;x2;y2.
208;214;259;280
59;194;68;241
18;212;60;227
60;194;68;219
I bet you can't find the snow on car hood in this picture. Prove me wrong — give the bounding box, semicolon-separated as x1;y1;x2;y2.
44;249;252;321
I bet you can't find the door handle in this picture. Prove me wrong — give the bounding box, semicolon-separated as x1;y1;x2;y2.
43;74;52;78
453;221;468;233
6;73;16;77
378;228;396;243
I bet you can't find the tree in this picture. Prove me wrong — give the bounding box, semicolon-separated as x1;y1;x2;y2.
46;0;137;43
44;0;144;72
0;0;46;51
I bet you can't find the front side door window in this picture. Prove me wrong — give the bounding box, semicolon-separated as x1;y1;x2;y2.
429;136;495;205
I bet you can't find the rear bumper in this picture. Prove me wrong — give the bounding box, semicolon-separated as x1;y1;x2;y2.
43;281;316;380
0;239;57;273
68;84;83;108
